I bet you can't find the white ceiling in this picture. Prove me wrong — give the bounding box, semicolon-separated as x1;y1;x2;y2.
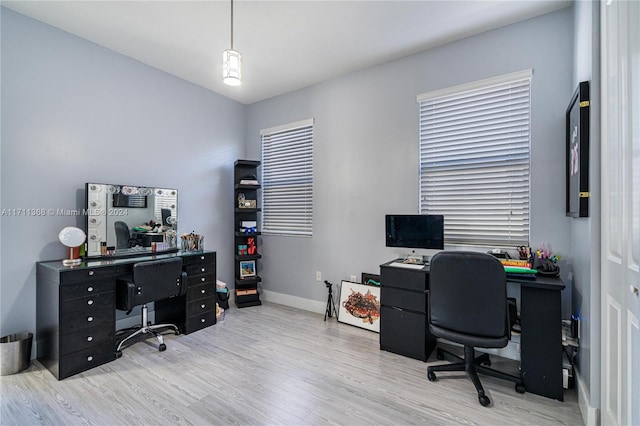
2;0;572;105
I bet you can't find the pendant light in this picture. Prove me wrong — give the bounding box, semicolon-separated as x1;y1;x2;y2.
223;0;241;86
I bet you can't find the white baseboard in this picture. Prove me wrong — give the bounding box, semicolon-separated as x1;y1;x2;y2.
575;370;599;426
260;289;327;315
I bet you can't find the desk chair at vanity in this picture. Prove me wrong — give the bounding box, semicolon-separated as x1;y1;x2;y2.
115;257;187;356
114;221;134;249
427;251;525;406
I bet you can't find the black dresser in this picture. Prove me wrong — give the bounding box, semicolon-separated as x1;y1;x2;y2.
36;250;217;380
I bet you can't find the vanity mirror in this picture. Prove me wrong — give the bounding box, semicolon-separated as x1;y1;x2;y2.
85;183;178;257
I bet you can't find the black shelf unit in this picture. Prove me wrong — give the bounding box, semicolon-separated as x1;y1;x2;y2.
234;159;262;308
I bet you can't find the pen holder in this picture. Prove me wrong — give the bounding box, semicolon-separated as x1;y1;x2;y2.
181;234;204;251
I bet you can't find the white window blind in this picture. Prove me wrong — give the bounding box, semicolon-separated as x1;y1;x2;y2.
153;188;177;224
261;119;314;236
417;70;532;247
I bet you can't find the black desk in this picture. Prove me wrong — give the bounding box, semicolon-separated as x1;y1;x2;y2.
36;250;216;380
379;260;565;401
132;231;164;247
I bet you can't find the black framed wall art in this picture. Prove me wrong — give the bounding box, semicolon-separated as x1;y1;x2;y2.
566;81;590;218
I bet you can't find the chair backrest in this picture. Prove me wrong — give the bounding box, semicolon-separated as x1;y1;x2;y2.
131;257;185;305
114;221;131;249
428;251;507;343
161;208;172;226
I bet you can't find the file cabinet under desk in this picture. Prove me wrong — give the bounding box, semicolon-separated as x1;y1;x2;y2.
379;261;436;361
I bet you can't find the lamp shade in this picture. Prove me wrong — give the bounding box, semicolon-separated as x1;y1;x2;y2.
223;49;242;86
58;227;86;248
58;227;86;266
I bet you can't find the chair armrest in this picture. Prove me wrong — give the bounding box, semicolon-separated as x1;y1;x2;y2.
116;277;136;315
178;271;188;297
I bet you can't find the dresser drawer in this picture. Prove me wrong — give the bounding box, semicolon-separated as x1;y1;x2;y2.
60;326;114;355
185;309;216;334
381;286;427;313
381;266;429;292
60;280;114;301
185;263;215;277
60;291;115;314
187;282;214;301
60;268;117;284
187;296;216;315
188;272;215;287
59;342;115;379
182;252;216;266
60;305;115;335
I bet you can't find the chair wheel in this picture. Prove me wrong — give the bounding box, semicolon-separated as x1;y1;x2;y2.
116;350;122;359
427;371;437;382
436;349;444;360
159;343;166;352
479;395;491;406
516;383;526;394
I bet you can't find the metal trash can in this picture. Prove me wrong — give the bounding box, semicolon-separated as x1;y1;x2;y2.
0;332;33;376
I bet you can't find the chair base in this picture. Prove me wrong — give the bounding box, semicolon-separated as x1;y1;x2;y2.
116;304;180;355
427;346;525;406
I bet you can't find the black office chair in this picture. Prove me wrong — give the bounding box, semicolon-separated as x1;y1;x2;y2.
114;221;133;249
427;251;525;406
115;257;187;356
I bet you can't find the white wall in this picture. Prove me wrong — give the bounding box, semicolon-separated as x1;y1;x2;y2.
245;7;576;311
571;0;601;421
0;8;246;339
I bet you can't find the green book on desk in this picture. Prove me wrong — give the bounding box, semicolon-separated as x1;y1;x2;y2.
503;266;537;274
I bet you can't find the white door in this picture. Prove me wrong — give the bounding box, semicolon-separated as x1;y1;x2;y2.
601;1;640;425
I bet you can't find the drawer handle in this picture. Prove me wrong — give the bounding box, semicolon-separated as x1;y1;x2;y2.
201;318;206;323
201;268;206;273
87;336;93;342
200;256;205;260
87;286;94;292
87;316;94;322
201;289;206;294
88;271;94;276
201;304;206;309
87;356;94;362
87;300;94;305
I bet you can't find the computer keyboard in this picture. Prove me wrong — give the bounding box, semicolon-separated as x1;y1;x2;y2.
389;262;426;269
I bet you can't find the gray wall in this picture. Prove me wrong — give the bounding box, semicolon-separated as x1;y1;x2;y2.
0;8;246;339
571;0;601;415
245;8;576;312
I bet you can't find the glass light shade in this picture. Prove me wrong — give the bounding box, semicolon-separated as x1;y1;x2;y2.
58;226;86;266
223;49;242;86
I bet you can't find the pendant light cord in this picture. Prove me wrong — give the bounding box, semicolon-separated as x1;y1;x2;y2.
230;0;234;50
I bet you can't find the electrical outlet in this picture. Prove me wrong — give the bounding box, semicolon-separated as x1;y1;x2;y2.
350;275;357;282
316;271;322;281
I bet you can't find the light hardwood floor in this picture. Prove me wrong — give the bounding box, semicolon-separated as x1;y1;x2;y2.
1;302;583;425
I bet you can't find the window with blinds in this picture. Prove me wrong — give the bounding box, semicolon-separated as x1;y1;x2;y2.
417;70;532;247
260;119;314;237
153;188;177;224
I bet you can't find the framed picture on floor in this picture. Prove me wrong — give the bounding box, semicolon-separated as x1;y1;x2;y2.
338;280;381;333
361;273;380;287
566;80;590;218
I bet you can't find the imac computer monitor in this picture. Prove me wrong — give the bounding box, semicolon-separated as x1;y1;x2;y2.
385;214;444;262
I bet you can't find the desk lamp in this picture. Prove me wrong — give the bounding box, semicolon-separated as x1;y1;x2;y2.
58;226;86;266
